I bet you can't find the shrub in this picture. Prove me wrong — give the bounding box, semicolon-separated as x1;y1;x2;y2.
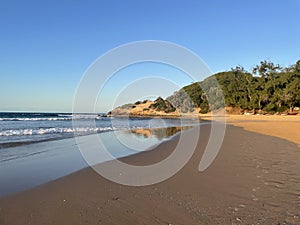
199;101;210;114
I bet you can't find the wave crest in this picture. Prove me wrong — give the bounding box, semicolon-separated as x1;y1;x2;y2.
0;127;115;136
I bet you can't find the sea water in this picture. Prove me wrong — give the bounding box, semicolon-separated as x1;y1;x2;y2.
0;112;201;196
0;112;199;146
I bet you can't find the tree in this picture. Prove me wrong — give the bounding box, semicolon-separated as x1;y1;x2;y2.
253;60;282;94
165;59;300;115
284;74;300;111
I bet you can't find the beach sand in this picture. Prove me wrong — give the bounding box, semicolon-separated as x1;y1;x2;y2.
0;116;300;224
226;115;300;147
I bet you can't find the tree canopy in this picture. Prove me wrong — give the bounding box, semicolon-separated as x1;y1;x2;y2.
167;60;300;114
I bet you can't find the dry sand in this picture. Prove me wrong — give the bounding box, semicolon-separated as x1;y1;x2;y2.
0;116;300;225
226;115;300;147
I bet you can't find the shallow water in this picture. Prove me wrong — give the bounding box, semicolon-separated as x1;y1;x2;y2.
0;126;194;197
0;112;200;146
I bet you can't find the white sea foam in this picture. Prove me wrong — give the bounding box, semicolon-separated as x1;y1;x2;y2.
72;114;99;119
0;127;115;136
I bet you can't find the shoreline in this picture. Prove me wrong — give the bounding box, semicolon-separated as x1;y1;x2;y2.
0;118;300;224
0;117;201;149
0;125;200;197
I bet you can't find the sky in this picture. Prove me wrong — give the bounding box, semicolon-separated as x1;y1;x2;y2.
1;0;299;112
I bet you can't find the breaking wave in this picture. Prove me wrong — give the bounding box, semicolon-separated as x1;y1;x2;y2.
0;127;116;137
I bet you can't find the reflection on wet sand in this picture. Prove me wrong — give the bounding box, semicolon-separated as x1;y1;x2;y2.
128;126;194;141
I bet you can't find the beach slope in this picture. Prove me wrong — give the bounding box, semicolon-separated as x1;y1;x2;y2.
0;119;300;225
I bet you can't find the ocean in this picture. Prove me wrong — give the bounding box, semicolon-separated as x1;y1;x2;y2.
0;112;201;196
0;112;200;147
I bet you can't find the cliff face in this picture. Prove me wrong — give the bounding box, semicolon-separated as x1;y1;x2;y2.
108;98;180;117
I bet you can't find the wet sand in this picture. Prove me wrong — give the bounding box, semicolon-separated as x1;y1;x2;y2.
0;117;300;224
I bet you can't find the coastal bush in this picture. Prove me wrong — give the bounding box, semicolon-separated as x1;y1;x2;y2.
150;97;176;113
111;60;300;115
199;101;209;114
166;59;300;114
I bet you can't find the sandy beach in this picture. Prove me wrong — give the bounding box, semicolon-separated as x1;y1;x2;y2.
0;116;300;225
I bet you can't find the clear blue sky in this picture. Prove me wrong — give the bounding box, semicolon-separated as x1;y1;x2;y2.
1;0;299;112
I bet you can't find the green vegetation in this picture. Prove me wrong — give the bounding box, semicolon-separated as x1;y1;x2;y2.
167;60;300;114
150;97;176;113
